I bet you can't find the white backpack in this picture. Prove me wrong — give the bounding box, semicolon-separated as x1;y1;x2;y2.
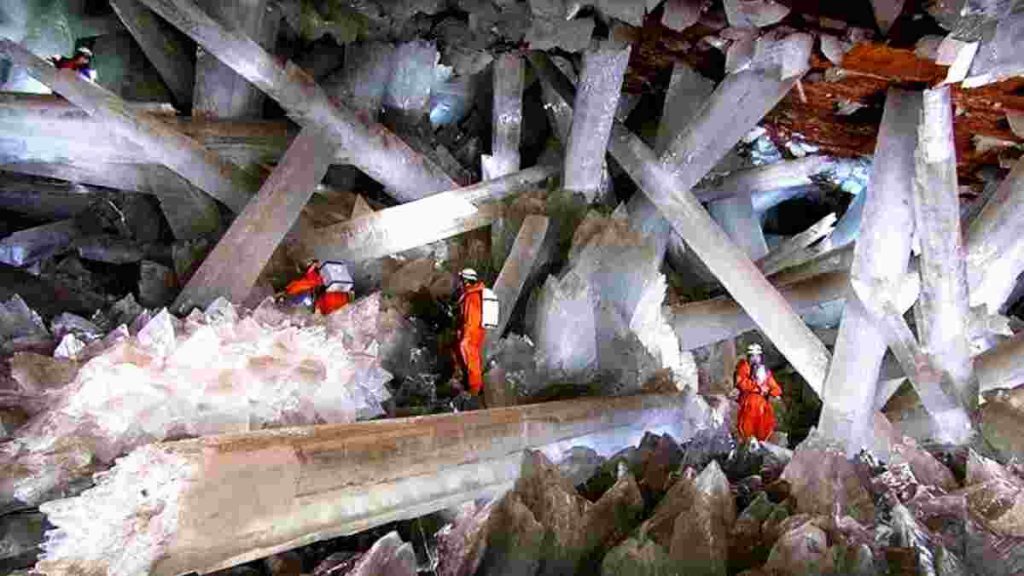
481;287;500;329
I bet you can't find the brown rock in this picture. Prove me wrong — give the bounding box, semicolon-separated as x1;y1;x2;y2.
728;493;778;573
891;436;958;492
962;451;1024;537
264;551;303;576
641;434;683;493
667;460;735;576
514;450;590;575
0;407;29;440
342;531;416;576
640;467;698;547
436;500;494;576
764;521;832;575
600;536;681;576
477;491;544;576
581;472;644;568
780;433;876;524
9;352;78;394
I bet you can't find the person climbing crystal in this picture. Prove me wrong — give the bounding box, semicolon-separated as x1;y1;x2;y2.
455;268;487;398
735;343;782;442
50;47;97;82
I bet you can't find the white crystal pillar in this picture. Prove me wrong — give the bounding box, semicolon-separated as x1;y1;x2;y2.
482;54;524;180
967;157;1024;314
530;52;831;392
912;86;978;409
817;88;921;454
563;42;630;201
135;0;457;202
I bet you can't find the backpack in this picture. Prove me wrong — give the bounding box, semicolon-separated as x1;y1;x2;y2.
481;287;500;329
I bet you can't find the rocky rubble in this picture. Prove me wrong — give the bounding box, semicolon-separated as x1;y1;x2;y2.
424;422;1024;576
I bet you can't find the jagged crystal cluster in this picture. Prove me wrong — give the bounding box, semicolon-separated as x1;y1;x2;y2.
2;294;395;506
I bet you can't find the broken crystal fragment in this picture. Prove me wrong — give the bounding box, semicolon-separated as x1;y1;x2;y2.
76;236;145;265
662;0;704;31
723;0;791;28
964;10;1024;87
384;40;439;113
525;17;595;52
50;313;102;343
0;294;49;345
0;219;80;267
869;0;907;35
596;0;645;26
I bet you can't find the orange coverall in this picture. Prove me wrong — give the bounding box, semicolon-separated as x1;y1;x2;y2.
285;264;322;296
284;264;350;314
457;281;486;395
735;359;782;442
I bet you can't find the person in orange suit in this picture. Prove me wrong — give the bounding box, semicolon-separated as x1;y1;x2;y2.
285;260;323;297
456;268;486;397
735;343;783;442
283;260;352;315
315;290;351;315
50;47;97;82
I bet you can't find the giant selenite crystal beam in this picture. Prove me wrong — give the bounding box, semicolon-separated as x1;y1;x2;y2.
912;86;978;409
563;42;630;201
817;89;921;453
757;212;837;276
694;156;836;203
193;0;278;119
487;215;550;344
172;128;337;313
142;168;223;240
658;69;798;187
529;52;831;393
35;393;692;576
967;157;1024;314
850;279;974;443
671;269;920;351
303;165;557;262
628;68;798;267
0;94;293;169
0;40;258;212
482;53;524;180
708;194;769;259
654;63;715;155
108;0;195;108
135;0;457;202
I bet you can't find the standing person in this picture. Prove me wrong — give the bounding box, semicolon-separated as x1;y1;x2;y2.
50;47;97;82
735;343;783;443
455;268;487;399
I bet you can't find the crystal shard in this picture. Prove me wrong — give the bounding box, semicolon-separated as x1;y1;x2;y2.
723;0;791;28
384;40;439;113
667;461;735;576
780;432;877;524
0;219;80;267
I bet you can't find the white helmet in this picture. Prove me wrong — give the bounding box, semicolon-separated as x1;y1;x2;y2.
459;268;478;282
75;46;93;58
747;343;763;356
